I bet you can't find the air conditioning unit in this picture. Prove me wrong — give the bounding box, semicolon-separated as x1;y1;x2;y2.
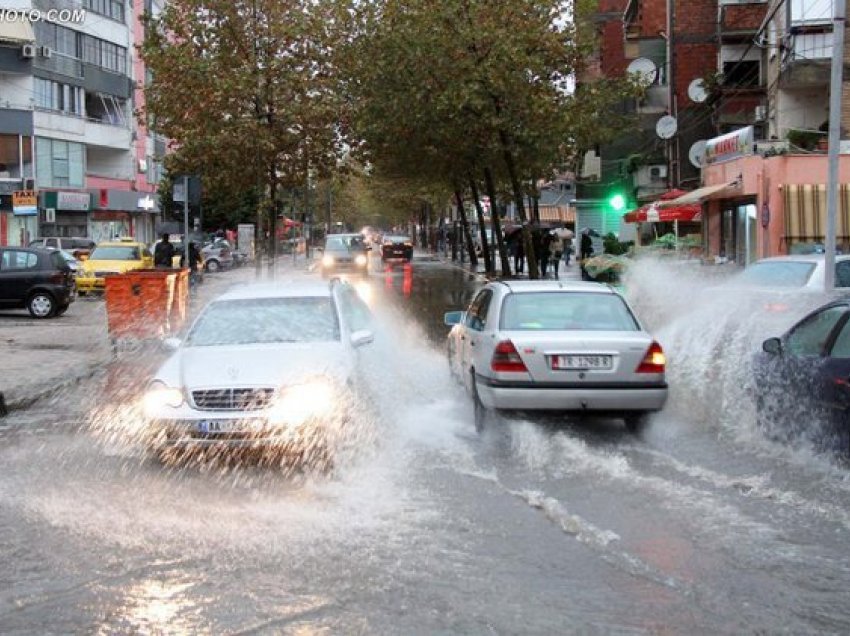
20;44;36;59
40;47;52;59
754;105;767;122
649;165;668;179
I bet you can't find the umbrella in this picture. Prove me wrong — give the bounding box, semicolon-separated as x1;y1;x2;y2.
580;227;601;237
553;228;574;239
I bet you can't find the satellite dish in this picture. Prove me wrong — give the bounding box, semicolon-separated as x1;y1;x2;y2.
688;78;708;103
656;115;678;140
689;140;707;168
627;58;657;87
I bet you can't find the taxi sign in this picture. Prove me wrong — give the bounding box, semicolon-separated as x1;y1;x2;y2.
12;189;37;216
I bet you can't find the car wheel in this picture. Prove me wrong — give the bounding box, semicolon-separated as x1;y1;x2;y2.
205;259;221;273
624;413;649;434
27;292;56;318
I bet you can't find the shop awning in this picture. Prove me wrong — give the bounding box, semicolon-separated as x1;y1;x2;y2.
0;19;35;44
539;206;576;223
623;203;701;223
784;184;850;242
657;180;742;208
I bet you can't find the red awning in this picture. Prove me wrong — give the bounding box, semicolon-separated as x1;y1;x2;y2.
623;204;702;223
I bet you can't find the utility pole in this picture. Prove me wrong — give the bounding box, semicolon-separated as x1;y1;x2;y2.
825;0;846;291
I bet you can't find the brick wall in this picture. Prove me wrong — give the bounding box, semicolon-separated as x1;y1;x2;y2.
673;0;718;107
722;5;768;32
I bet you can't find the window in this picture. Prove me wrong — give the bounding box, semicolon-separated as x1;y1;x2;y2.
35;79;83;115
1;250;38;270
829;314;850;358
34;22;79;58
836;261;850;288
501;292;640;331
81;35;127;74
35;138;85;188
85;0;125;23
786;306;846;356
465;289;493;331
723;61;761;87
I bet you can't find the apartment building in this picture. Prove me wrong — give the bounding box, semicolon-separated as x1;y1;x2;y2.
0;0;166;247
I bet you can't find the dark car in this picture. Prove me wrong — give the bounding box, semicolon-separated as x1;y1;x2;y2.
753;299;850;453
0;247;76;318
320;233;370;277
381;235;413;263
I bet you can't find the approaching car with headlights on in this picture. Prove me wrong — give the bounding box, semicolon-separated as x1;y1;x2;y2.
320;233;370;277
445;280;668;433
141;279;375;467
380;235;413;263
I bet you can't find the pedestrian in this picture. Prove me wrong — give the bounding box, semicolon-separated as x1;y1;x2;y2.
511;235;525;275
548;231;564;280
535;229;551;278
579;228;594;281
181;240;203;286
154;232;175;268
563;234;573;266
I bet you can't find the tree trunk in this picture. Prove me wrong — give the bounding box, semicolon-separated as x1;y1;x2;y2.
499;131;538;278
454;189;478;268
483;166;511;276
469;177;493;275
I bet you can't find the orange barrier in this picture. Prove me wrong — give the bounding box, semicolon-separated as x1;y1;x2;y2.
104;268;190;340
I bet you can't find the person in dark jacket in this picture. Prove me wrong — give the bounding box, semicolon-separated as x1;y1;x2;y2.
154;233;175;268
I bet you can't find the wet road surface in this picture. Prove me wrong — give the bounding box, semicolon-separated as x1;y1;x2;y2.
2;257;850;634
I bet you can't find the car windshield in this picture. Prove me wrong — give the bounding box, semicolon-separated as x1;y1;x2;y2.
325;236;364;250
89;246;141;261
734;261;816;288
186;297;340;346
501;292;640;331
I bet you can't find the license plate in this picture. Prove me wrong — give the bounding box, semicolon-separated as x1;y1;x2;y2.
551;355;613;370
197;419;249;434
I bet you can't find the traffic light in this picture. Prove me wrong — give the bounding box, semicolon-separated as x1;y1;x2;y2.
608;193;626;212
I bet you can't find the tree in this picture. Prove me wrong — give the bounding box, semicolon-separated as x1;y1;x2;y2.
140;0;349;269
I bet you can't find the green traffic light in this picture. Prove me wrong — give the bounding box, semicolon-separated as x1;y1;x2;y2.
609;194;626;211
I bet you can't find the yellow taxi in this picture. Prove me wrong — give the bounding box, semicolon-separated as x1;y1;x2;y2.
76;238;154;294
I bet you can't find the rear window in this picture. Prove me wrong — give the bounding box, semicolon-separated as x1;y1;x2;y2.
735;261;816;288
501;292;640;331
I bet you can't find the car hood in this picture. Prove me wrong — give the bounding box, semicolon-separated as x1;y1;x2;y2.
156;342;353;389
82;259;145;273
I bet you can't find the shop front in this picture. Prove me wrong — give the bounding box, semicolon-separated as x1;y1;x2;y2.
88;189;160;244
11;188;38;246
659;126;850;265
39;191;91;239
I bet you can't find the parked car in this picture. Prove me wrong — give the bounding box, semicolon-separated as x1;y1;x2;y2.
141;279;375;466
753;299;850;453
28;237;96;261
381;235;413;263
320;233;370;277
0;246;76;318
201;239;234;272
76;238;154;294
445;280;668;432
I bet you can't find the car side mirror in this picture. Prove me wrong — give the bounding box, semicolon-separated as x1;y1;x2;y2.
444;310;464;326
162;337;181;352
350;329;374;348
762;337;782;356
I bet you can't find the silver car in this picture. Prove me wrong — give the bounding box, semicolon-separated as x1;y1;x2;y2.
445;280;668;432
141;279;374;465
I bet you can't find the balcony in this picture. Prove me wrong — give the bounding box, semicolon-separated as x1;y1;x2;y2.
33;109;131;150
780;32;831;88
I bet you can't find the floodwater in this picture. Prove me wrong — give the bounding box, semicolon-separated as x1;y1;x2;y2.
2;256;850;634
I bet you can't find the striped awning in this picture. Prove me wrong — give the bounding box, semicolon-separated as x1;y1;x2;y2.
783;184;850;242
539;206;576;223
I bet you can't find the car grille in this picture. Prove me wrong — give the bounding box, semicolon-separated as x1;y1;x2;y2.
192;388;275;411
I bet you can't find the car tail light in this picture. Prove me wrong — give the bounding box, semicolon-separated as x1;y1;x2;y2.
491;340;528;372
49;272;65;284
636;341;666;374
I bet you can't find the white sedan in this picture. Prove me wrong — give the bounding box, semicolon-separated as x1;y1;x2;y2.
445;280;668;432
141;279;374;465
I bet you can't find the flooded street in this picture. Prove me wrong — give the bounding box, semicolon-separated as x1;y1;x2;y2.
2;259;850;634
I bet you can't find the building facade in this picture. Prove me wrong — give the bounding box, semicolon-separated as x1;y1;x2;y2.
0;0;166;247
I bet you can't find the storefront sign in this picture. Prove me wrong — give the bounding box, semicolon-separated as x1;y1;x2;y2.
56;191;91;211
12;189;37;216
705;126;754;165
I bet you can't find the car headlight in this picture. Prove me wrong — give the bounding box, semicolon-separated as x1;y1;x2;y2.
267;380;335;426
322;254;335;267
355;254;367;266
142;380;184;416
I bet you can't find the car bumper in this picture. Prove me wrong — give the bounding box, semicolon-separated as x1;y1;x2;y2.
476;376;668;412
146;416;326;450
76;277;104;292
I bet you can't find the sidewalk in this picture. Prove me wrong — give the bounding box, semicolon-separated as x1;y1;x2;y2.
0;261;306;414
431;249;584;281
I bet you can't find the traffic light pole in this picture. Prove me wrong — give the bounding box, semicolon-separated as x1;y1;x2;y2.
183;174;190;270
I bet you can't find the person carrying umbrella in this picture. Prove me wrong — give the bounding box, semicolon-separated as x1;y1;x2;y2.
548;230;564;279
